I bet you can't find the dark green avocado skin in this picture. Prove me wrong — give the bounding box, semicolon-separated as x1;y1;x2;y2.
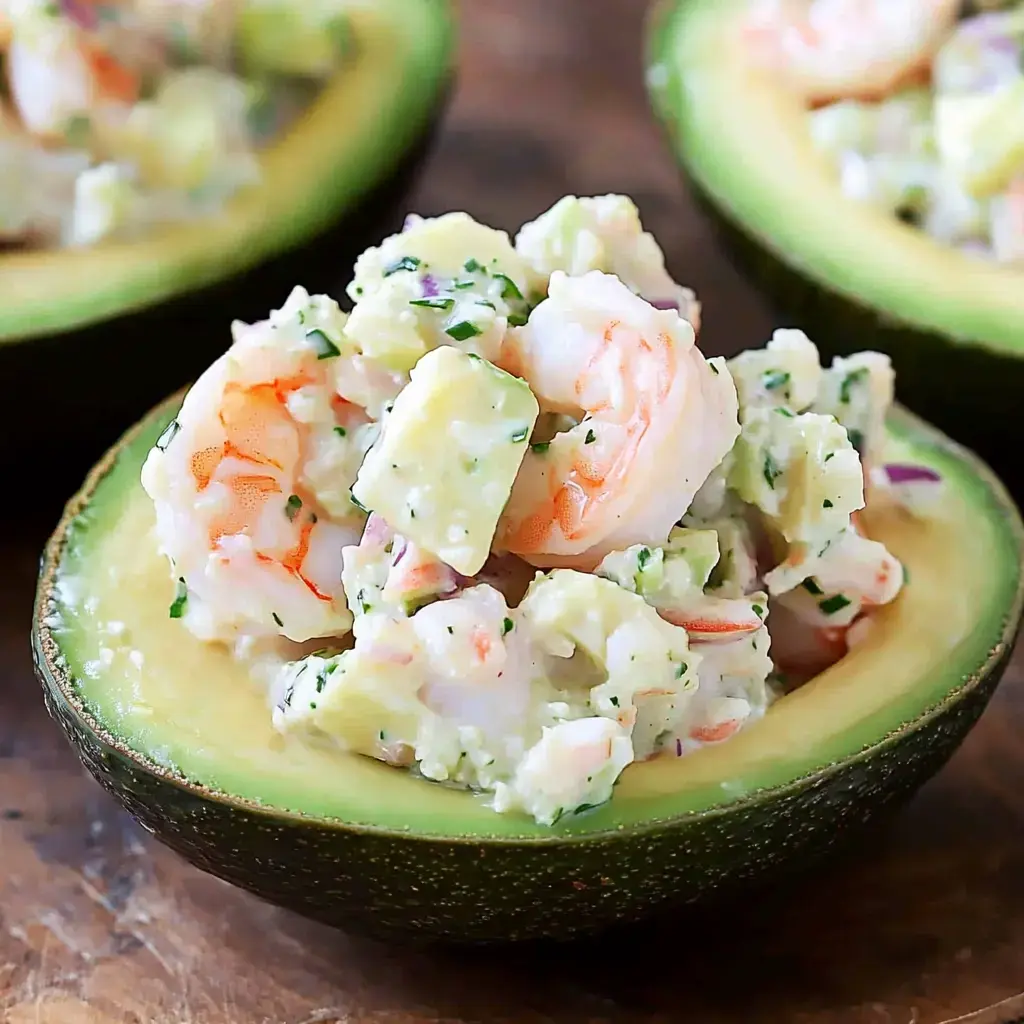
687;186;1024;494
3;109;445;517
32;620;1015;944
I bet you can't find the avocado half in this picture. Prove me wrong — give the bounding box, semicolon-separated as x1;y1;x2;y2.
2;0;452;494
32;391;1024;943
644;0;1024;484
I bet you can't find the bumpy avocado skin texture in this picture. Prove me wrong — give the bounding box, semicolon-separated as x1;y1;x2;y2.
644;0;1024;491
0;0;452;505
31;401;1024;943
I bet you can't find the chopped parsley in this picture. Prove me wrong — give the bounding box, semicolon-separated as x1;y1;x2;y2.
306;329;340;359
494;273;523;301
463;257;485;273
168;578;188;619
762;369;790;391
285;494;303;521
675;662;688;679
447;625;454;635
637;547;652;569
453;279;475;290
819;594;852;615
356;588;372;615
775;407;795;418
822;498;834;508
802;577;824;596
350;492;369;513
507;312;529;327
446;320;482;342
334;426;347;438
510;426;529;443
530;441;550;454
383;255;421;276
64;114;91;147
476;299;497;310
752;604;764;618
502;617;514;636
825;452;835;462
763;451;782;490
272;612;283;627
584;428;597;445
848;428;864;450
840;368;868;404
155;419;180;452
609;696;620;707
410;297;454;311
314;663;337;693
709;363;719;375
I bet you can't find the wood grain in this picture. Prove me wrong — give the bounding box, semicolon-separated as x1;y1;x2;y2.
4;0;1024;1020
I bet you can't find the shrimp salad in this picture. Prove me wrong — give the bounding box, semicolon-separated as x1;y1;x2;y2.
141;195;909;826
745;0;1024;265
0;0;351;249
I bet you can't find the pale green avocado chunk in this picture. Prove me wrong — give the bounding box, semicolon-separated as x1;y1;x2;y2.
237;0;351;78
352;347;540;575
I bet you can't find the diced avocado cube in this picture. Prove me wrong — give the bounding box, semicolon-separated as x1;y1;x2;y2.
934;80;1024;198
352;346;539;576
237;0;349;78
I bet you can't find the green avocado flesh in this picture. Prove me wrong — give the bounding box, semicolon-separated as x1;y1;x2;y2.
36;395;1024;845
0;0;452;343
644;0;1024;358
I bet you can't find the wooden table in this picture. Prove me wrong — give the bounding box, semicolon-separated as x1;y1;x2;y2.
4;2;1024;1021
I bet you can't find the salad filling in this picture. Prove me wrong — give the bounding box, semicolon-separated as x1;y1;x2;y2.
744;0;1024;265
140;195;913;826
0;0;351;249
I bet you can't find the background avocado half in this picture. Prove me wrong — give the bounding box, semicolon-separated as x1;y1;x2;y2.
32;391;1024;944
644;0;1024;485
3;0;453;496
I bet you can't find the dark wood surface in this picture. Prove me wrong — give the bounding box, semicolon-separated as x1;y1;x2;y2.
4;1;1024;1020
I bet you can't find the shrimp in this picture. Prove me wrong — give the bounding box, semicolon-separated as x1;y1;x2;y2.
6;12;140;139
141;291;375;644
495;271;740;570
744;0;960;105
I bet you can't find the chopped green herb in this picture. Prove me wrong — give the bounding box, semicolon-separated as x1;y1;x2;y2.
840;368;868;404
334;426;347;438
902;564;911;585
494;273;523;301
710;363;720;375
819;593;852;615
464;258;485;273
775;407;795;418
447;625;454;635
476;299;497;310
637;547;652;569
573;803;598;815
802;577;824;596
609;696;620;707
453;279;475;290
285;494;303;521
530;441;551;454
584;428;596;445
379;730;385;741
383;256;421;276
155;419;180;452
410;297;454;311
507;312;529;327
752;604;764;617
825;452;834;462
675;662;688;679
309;702;317;710
272;612;283;627
446;320;482;342
763;451;782;490
510;426;529;443
64;114;91;147
848;428;865;450
307;329;340;359
502;617;514;636
762;369;790;391
350;492;369;513
168;578;188;619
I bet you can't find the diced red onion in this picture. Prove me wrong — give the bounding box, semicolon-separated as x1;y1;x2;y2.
421;274;439;297
650;298;680;311
61;0;98;28
362;512;393;548
882;463;942;485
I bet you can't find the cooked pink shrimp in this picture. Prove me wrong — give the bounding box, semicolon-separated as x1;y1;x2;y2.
6;13;141;139
141;299;369;644
744;0;959;105
495;271;740;570
659;599;764;642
